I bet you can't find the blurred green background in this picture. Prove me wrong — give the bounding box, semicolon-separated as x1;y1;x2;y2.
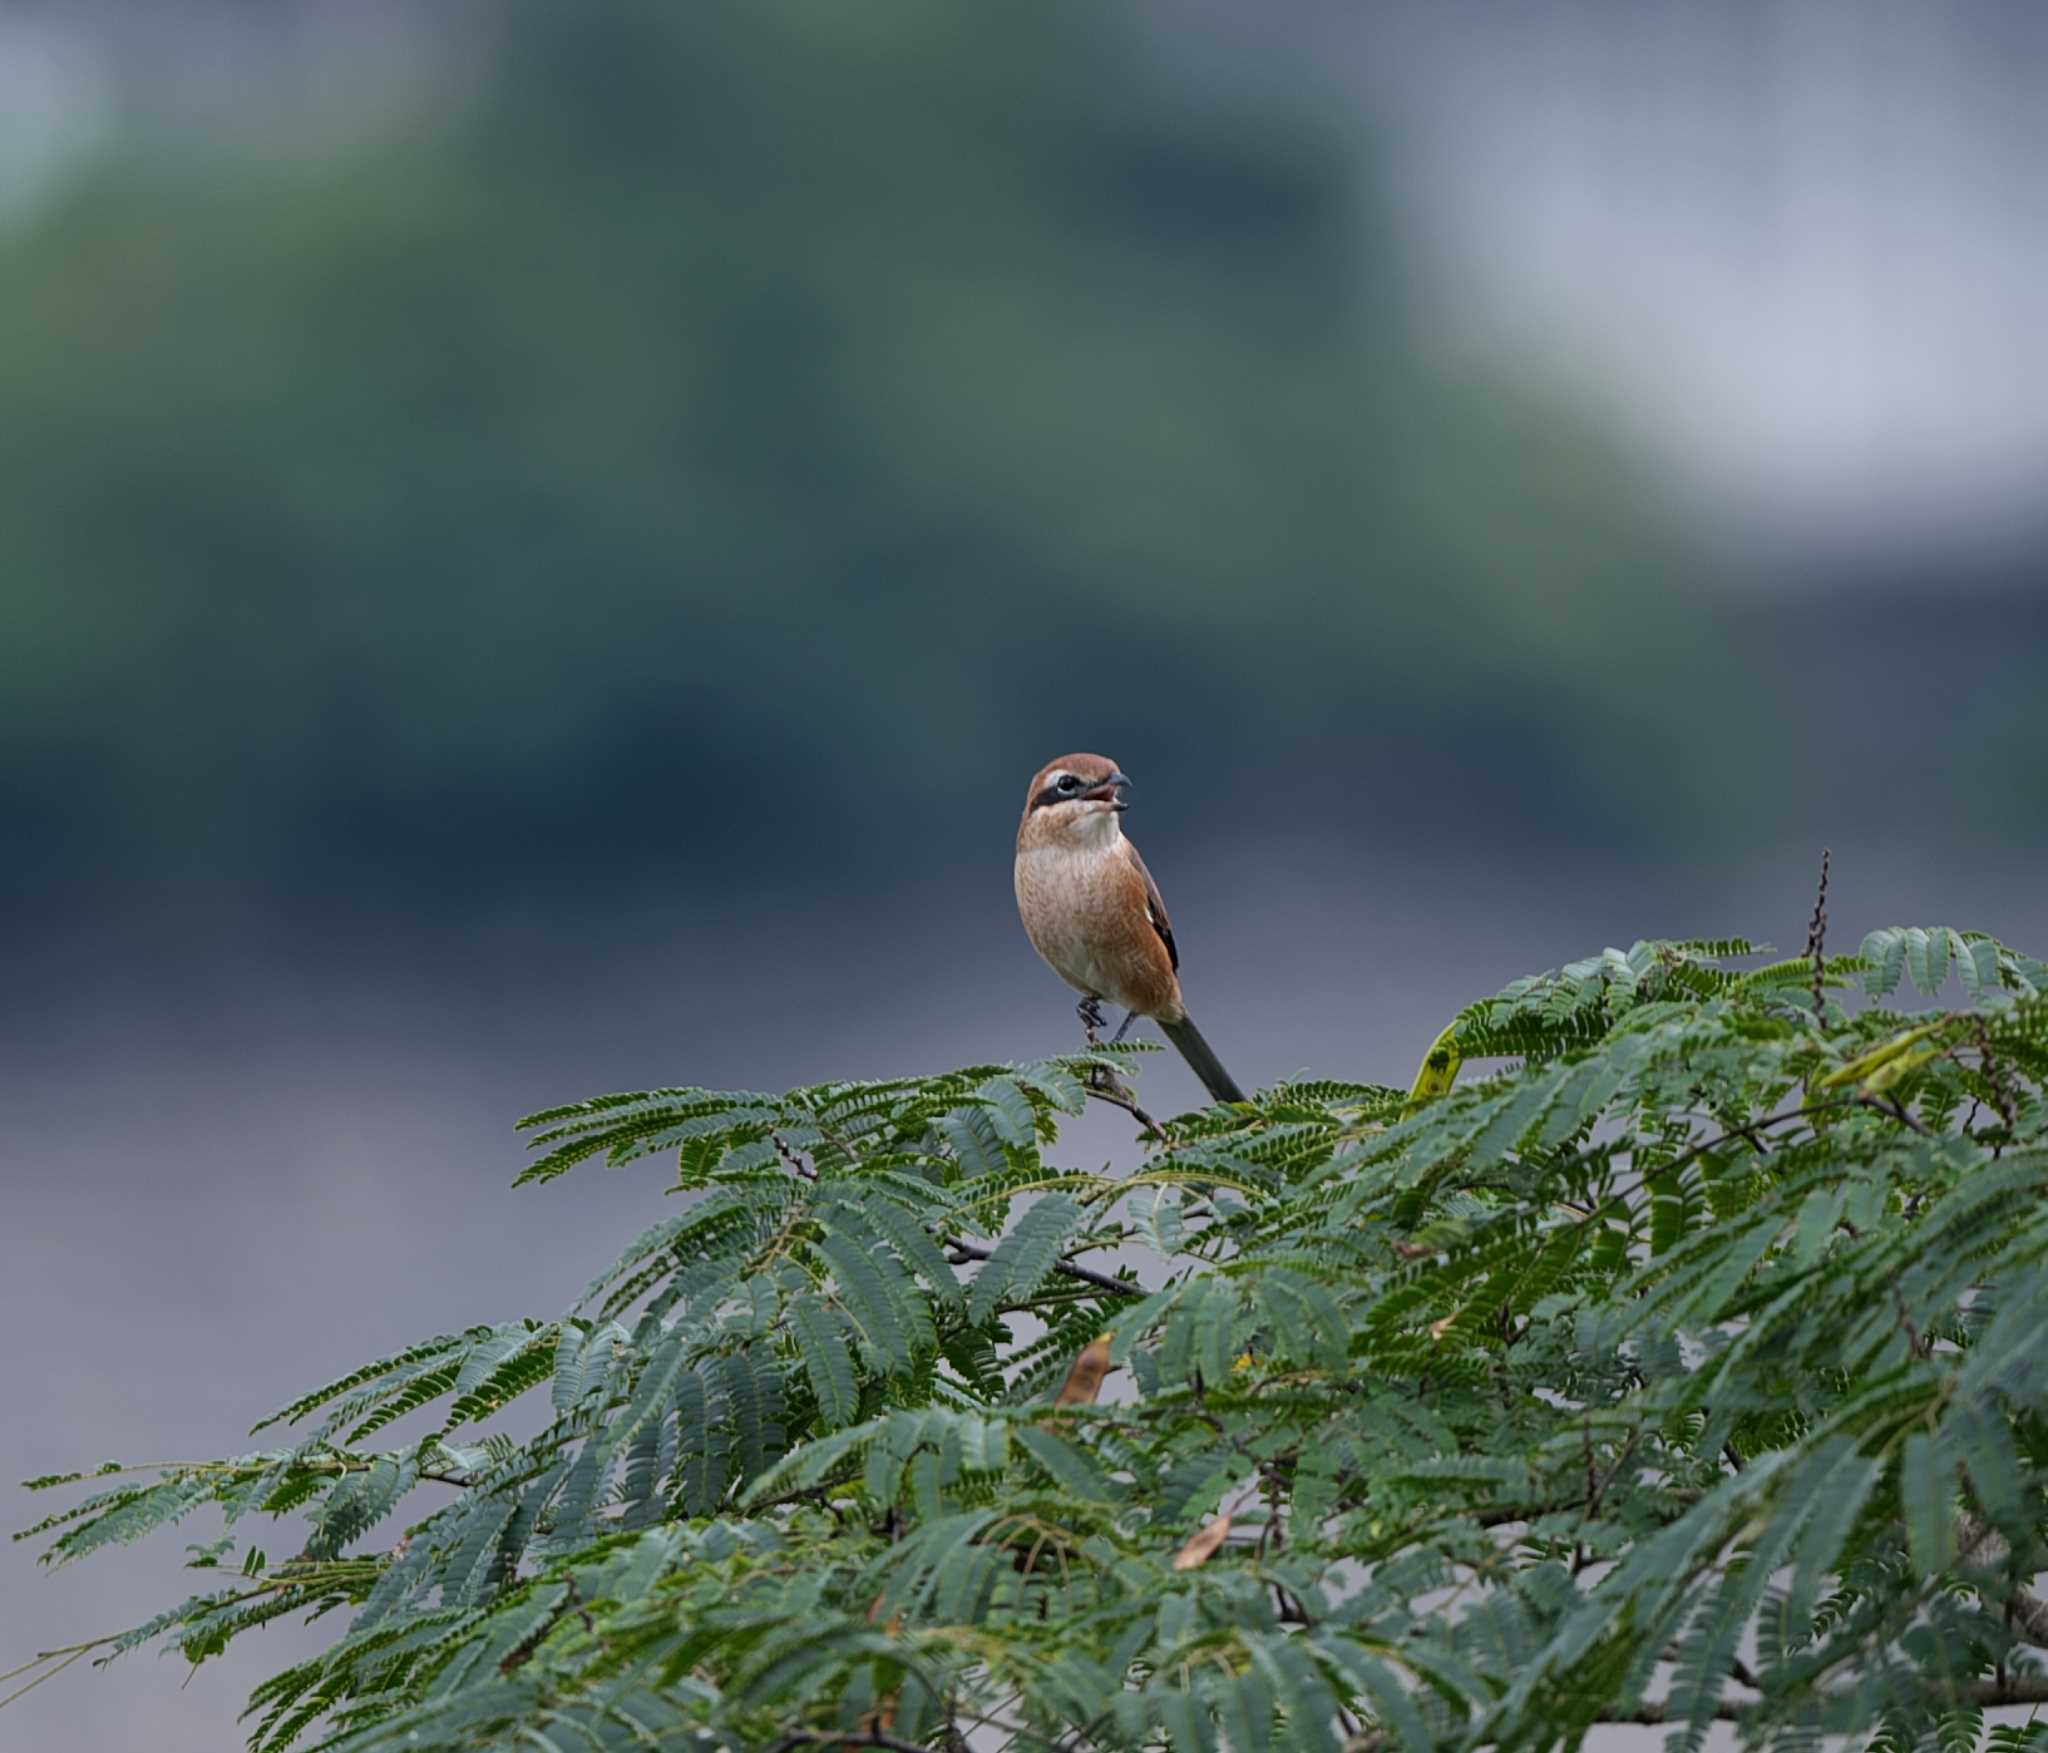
10;0;1982;922
4;7;2044;1751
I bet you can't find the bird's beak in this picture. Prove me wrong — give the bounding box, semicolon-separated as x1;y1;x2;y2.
1083;770;1132;810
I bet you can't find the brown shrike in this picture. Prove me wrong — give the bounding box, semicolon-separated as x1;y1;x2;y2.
1014;753;1246;1105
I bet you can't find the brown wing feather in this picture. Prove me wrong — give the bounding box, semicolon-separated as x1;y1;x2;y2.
1121;841;1179;972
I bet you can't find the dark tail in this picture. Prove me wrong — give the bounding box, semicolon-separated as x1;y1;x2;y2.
1160;1013;1247;1104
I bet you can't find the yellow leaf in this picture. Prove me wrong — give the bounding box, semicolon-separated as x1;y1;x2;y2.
1862;1047;1941;1094
1815;1022;1945;1092
1409;1022;1462;1103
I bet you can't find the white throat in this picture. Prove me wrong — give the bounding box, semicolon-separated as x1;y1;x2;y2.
1071;807;1123;852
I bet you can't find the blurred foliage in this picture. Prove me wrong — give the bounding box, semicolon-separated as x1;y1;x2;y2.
3;1;1743;906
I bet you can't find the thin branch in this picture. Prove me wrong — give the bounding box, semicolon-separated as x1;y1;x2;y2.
944;1237;1142;1299
1859;1092;1933;1136
1612;1676;2048;1724
1348;1677;2048;1752
1958;1513;2048;1648
0;1646;88;1712
1084;1074;1165;1143
770;1131;819;1182
773;1732;935;1753
1968;1017;2020;1134
1890;1283;1931;1359
1804;846;1831;1022
1654;1098;1857;1182
1655;1081;1940;1189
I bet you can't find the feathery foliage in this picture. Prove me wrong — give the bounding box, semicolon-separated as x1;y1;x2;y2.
14;921;2048;1751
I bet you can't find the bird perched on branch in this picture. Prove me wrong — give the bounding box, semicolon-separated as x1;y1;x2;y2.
1013;752;1246;1105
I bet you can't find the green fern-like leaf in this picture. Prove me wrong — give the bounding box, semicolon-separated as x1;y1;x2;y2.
964;1193;1085;1323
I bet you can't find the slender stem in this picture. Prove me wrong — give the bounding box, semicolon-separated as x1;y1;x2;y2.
945;1237;1142;1299
1858;1092;1933;1136
1653;1098;1860;1182
1613;1677;2048;1723
0;1647;88;1711
1084;1076;1165;1142
772;1732;935;1753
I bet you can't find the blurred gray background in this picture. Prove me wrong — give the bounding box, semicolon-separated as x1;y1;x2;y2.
3;3;2044;1747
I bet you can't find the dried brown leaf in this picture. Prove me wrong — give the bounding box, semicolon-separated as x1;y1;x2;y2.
1172;1514;1232;1570
1053;1334;1115;1407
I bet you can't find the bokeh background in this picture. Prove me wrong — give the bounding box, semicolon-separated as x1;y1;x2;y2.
4;3;2045;1747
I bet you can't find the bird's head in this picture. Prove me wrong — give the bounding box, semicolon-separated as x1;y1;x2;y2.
1020;753;1131;847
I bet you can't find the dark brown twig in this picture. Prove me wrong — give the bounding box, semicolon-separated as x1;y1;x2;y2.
1805;846;1831;1022
1654;1098;1857;1182
1969;1017;2019;1135
1083;1071;1165;1142
773;1732;935;1753
1858;1092;1933;1136
770;1132;819;1182
944;1237;1142;1299
1958;1513;2048;1648
1606;1676;2048;1724
1890;1283;1931;1358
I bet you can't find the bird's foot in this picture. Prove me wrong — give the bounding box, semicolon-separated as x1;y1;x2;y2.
1077;995;1106;1045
